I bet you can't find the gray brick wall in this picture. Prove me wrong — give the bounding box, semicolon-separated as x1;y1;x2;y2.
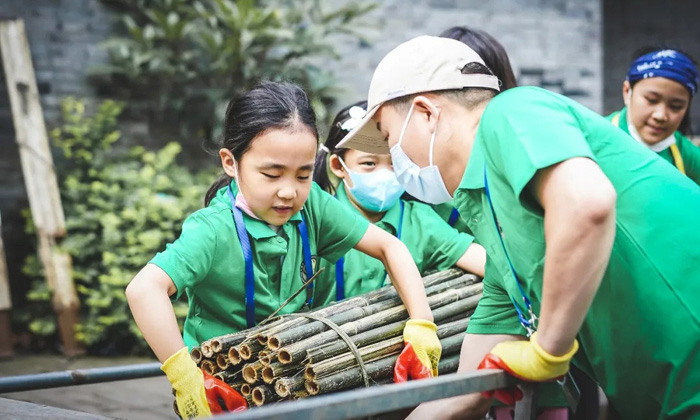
329;0;603;113
603;0;700;130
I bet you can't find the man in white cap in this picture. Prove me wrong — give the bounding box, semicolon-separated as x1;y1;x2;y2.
337;35;700;419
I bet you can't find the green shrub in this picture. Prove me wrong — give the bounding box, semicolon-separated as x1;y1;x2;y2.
20;98;212;354
92;0;377;142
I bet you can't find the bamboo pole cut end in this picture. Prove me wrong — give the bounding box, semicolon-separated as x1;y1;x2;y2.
262;366;276;384
216;353;230;370
304;365;316;381
277;348;292;364
228;346;242;365
200;360;217;375
190;347;203;364
267;336;281;351
240;383;252;396
201;342;214;359
257;333;269;345
274;379;289;397
252;386;270;406
305;380;319;396
211;339;223;354
242;363;259;384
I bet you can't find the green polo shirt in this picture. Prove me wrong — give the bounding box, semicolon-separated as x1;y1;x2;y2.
456;86;700;419
149;181;369;347
607;107;700;185
312;185;475;307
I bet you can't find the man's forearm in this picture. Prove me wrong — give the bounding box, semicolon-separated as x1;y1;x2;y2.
534;158;617;356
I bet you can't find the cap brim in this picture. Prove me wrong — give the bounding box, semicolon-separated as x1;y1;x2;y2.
336;105;389;154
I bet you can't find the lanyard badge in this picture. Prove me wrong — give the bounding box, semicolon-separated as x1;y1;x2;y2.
483;168;539;337
227;185;314;327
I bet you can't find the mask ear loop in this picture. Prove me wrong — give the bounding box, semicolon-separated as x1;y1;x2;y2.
396;102;416;148
428;112;439;166
337;156;355;190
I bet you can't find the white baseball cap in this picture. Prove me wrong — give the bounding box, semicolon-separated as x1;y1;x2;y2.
336;35;500;154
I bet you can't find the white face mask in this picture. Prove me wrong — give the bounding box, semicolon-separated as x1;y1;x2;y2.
389;102;453;204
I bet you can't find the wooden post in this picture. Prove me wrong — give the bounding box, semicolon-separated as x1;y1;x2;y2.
0;19;83;356
0;211;13;358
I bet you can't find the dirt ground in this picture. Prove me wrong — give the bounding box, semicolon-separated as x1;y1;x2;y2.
0;355;175;420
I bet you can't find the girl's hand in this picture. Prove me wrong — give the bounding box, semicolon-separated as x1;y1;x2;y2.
394;319;442;381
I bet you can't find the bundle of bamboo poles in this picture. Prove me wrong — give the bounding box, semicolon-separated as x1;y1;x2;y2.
190;269;481;408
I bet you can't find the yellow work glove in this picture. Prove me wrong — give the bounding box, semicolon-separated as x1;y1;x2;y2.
161;347;211;419
480;332;579;382
394;319;442;382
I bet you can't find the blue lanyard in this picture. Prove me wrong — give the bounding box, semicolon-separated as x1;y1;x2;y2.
335;200;404;301
227;186;314;328
447;207;460;227
483;168;538;336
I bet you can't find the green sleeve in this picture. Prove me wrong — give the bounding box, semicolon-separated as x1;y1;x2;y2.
149;210;218;300
410;203;474;271
467;258;526;335
307;183;370;263
481;88;596;200
678;134;700;186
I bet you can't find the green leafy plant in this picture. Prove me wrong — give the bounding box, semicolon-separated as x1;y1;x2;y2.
92;0;377;142
20;98;212;354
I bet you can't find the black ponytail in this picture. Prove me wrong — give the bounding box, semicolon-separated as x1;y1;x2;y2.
204;81;319;206
312;101;368;195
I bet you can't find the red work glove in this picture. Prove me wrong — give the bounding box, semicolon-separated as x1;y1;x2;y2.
477;354;523;405
394;343;432;382
476;333;578;405
202;371;247;414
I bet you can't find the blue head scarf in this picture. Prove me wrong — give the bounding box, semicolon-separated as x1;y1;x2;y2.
627;49;699;96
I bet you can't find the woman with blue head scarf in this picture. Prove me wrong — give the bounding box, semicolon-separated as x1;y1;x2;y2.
608;46;700;185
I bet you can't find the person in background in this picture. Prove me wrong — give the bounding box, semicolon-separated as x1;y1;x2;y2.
312;100;486;308
126;82;441;419
434;26;518;232
608;47;700;185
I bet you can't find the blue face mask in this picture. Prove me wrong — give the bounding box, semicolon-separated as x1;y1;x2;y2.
338;157;405;213
390;102;453;204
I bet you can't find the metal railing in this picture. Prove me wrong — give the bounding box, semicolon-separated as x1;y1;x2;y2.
0;362;163;393
0;365;542;419
219;369;530;420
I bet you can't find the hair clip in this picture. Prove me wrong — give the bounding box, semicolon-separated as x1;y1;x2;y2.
339;106;367;131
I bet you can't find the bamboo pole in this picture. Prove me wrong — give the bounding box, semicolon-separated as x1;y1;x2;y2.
255;270;469;346
201;342;215;359
258;351;275;366
200;360;217;375
213;371;242;386
252;385;278;406
278;286;482;365
240;383;252;397
242;361;265;384
0;19;82;356
262;362;299;384
239;340;264;360
275;376;306;398
304;300;475;365
437;354;460;374
305;336;404;381
190;347;204;364
228;345;243;366
268;278;477;351
0;212;12;358
216;353;231;370
306;354;397;396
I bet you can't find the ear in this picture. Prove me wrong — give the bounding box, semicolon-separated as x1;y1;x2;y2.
412;95;441;133
328;154;346;179
219;149;237;178
622;81;632;107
